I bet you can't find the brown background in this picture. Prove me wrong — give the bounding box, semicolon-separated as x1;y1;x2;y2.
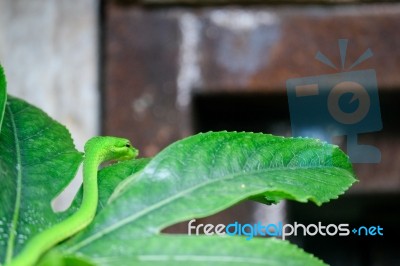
103;1;400;265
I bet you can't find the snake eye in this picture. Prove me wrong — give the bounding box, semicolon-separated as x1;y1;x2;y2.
125;143;131;148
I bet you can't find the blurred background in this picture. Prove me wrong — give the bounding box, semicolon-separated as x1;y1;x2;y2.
1;0;399;265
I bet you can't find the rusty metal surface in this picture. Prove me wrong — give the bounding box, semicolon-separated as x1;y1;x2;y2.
104;3;400;190
104;6;185;157
195;6;400;92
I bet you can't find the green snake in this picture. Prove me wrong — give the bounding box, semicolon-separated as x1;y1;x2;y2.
7;136;138;266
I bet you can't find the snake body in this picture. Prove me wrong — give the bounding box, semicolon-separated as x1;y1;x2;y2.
7;136;138;266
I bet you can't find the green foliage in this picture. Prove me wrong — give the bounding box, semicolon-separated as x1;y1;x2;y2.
0;96;83;265
0;68;356;266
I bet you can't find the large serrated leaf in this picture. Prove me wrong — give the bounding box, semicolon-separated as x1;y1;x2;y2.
59;132;355;263
0;96;83;264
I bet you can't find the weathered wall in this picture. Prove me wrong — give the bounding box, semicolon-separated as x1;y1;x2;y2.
0;0;99;210
0;0;99;151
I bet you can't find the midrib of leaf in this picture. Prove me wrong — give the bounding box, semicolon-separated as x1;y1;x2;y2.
137;255;278;264
106;171;141;204
0;66;6;133
4;104;22;263
65;165;350;253
108;162;341;204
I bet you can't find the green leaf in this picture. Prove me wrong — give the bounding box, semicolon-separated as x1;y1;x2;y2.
0;65;6;132
0;96;83;264
95;159;151;211
68;159;151;215
59;132;355;263
49;236;327;266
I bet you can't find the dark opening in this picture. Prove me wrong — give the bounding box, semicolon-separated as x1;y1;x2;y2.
193;92;291;135
192;91;400;266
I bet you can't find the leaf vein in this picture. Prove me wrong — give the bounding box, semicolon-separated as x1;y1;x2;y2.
4;104;23;263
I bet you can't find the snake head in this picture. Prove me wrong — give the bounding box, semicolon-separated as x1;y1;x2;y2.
84;136;139;162
112;138;139;161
